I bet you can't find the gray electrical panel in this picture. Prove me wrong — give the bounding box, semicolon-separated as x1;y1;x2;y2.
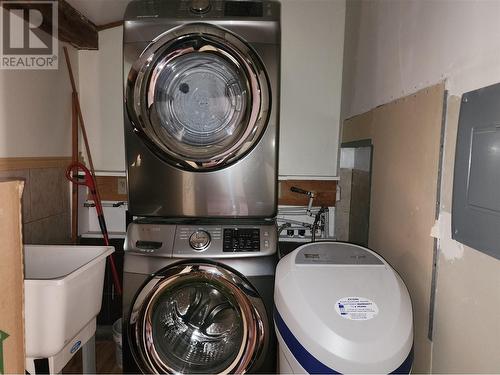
452;82;500;260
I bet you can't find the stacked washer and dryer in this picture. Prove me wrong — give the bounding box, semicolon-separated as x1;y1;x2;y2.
122;1;415;374
122;0;280;373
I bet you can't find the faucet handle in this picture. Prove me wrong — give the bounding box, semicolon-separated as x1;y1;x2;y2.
290;186;315;197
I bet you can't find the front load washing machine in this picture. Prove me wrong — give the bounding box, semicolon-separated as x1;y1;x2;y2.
122;221;277;373
123;0;280;218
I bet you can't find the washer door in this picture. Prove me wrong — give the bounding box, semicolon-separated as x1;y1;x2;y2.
126;23;271;171
128;263;268;374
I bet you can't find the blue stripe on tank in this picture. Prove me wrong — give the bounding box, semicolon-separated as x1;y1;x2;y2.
274;307;413;374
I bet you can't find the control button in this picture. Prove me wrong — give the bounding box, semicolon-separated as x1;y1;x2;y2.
190;0;210;13
189;230;211;251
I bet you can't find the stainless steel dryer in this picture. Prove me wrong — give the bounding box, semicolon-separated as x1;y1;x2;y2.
123;0;280;218
122;221;277;373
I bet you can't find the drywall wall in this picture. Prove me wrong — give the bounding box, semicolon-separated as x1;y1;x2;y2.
343;84;445;373
0;43;78;157
342;0;500;120
342;1;500;372
78;26;125;172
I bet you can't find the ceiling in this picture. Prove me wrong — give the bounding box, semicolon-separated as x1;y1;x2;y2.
66;0;132;26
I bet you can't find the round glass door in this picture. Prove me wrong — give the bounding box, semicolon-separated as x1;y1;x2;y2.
128;263;268;374
126;23;271;171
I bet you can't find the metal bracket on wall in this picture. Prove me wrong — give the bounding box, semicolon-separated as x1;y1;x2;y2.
427;89;448;341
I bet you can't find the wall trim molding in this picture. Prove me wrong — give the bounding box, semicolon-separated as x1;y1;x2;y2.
0;157;72;171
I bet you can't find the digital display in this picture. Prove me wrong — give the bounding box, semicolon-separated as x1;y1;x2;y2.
223;228;260;252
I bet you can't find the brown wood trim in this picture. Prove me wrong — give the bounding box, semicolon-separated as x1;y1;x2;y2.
97;20;124;31
86;176;337;206
71;93;79;243
0;157;72;171
279;180;337;206
58;0;98;49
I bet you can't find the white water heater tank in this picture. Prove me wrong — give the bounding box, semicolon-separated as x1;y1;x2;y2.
274;242;413;374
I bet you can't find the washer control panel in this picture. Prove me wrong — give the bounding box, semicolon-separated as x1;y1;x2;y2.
175;224;274;257
125;222;277;258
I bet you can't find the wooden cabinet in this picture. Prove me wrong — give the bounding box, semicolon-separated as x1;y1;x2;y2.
279;0;345;178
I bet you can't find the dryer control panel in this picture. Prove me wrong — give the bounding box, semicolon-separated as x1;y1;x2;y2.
176;0;278;18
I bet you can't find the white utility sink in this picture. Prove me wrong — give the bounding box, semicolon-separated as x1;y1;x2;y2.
24;245;113;371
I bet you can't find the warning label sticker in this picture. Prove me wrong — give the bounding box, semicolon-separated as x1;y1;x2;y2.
335;297;379;320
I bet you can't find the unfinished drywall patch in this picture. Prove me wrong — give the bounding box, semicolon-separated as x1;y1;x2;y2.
342;83;445;373
436;212;464;261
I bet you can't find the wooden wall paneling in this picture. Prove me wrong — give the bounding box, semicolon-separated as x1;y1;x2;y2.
279;180;337;206
87;177;336;205
89;176;127;202
0;157;72;171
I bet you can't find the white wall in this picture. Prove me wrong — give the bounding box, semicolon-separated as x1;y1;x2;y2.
342;1;500;372
342;0;500;120
0;43;78;157
78;26;125;172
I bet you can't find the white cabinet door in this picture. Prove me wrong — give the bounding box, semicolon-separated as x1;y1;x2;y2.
279;0;345;178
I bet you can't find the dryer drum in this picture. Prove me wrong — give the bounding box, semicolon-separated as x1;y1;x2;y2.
128;263;268;374
126;23;271;171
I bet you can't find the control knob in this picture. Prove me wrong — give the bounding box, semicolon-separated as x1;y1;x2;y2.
190;0;211;13
189;230;211;251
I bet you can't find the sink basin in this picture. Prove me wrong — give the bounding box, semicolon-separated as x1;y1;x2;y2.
24;245;114;358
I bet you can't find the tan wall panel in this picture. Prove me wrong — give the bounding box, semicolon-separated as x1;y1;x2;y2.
342;83;445;373
342;110;374;144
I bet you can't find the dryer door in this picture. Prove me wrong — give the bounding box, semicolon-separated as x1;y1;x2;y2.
126;23;271;171
128;262;268;374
